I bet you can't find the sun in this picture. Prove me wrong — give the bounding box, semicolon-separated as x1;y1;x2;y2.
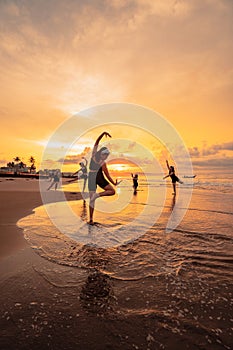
108;162;131;173
112;164;127;172
108;160;142;174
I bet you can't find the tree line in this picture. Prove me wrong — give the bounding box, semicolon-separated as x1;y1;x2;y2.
6;156;36;173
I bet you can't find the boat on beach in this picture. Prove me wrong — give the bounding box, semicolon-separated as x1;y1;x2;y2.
183;175;196;178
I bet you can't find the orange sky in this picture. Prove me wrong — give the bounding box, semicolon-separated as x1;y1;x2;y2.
0;0;232;170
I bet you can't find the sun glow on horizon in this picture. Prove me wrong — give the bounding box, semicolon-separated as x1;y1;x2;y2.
109;164;127;172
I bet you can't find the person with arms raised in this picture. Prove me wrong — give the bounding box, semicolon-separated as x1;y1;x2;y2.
88;132;118;224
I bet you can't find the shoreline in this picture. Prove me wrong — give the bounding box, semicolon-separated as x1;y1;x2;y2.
0;190;41;259
0;173;48;179
0;178;82;259
0;178;232;350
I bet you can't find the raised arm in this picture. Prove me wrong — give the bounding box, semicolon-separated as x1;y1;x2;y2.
166;160;170;171
92;132;111;156
82;157;88;166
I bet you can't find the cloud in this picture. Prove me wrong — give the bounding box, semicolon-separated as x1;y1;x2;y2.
0;0;232;162
222;142;233;151
108;158;136;165
189;141;233;157
57;147;91;164
0;159;7;166
193;157;233;168
41;159;58;169
189;146;200;157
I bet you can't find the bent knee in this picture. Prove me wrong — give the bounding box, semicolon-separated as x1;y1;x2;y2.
104;185;115;196
108;187;115;196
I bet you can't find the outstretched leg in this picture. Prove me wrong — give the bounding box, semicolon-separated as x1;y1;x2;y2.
68;176;79;183
47;181;54;190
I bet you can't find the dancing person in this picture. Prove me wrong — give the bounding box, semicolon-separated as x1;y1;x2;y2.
68;157;88;192
88;132;118;224
47;170;54;182
163;160;183;195
47;169;60;190
131;173;138;194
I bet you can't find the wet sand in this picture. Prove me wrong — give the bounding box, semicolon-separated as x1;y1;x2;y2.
0;178;232;350
0;178;81;259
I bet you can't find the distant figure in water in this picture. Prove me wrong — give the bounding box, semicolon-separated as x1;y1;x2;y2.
68;157;88;192
163;160;183;195
88;132;118;225
47;169;60;191
131;173;138;194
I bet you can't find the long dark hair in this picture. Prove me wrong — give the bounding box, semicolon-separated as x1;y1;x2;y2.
95;147;110;162
169;166;175;173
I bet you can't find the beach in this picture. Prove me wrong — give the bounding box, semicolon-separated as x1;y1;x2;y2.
0;176;233;350
1;0;233;348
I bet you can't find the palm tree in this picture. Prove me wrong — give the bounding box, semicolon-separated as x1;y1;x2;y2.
14;156;21;163
13;156;21;174
29;156;35;164
29;156;36;173
19;161;26;169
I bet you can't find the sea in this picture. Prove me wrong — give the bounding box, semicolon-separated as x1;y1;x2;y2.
17;167;233;349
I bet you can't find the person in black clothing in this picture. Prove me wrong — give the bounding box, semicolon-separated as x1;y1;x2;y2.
163;160;183;195
88;132;118;224
68;157;88;192
131;173;138;194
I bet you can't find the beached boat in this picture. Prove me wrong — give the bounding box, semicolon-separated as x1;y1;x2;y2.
183;175;196;178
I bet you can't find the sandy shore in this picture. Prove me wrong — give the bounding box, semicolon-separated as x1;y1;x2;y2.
0;180;41;259
0;178;232;350
0;178;81;259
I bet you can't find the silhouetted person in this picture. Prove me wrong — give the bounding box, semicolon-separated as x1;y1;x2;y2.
68;157;88;192
88;132;118;224
163;160;183;195
131;173;138;194
47;170;60;190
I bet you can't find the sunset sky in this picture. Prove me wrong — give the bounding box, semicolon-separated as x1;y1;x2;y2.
0;0;232;171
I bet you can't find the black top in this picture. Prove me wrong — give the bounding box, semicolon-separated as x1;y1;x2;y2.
170;173;176;181
89;157;101;171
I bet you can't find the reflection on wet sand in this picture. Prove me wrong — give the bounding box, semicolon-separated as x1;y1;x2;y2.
170;194;176;212
80;270;115;314
80;200;87;221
